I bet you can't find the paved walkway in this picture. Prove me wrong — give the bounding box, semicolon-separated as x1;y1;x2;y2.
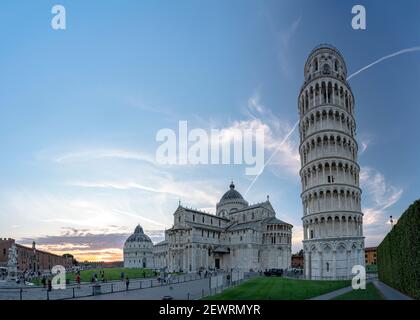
0;274;205;300
372;280;413;300
77;277;212;300
309;285;357;300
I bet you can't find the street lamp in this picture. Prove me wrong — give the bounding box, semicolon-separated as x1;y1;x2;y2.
389;215;394;229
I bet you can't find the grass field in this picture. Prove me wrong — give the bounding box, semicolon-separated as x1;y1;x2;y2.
365;264;378;273
31;267;156;285
205;277;351;300
66;268;155;282
332;282;384;300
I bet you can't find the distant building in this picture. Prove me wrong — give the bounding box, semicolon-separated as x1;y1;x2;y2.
365;247;377;265
292;250;304;268
0;238;74;273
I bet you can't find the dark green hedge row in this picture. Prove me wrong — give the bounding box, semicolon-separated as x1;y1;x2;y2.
377;199;420;299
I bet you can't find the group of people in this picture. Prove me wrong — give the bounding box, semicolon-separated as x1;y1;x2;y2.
89;270;107;283
40;276;53;291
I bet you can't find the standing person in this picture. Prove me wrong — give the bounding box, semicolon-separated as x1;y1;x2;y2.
76;274;81;288
47;278;52;292
101;271;105;282
120;271;125;281
41;276;46;288
125;276;130;291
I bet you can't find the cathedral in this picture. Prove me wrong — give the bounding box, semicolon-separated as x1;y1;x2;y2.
124;182;293;273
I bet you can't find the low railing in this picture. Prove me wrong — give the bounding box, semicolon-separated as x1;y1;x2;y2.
0;273;204;300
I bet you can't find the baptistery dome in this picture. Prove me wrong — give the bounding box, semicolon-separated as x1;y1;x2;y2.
123;225;154;269
125;225;152;243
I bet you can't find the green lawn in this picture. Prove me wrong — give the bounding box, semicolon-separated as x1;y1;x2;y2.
332;283;384;300
366;264;378;273
205;277;351;300
66;267;155;282
31;267;156;285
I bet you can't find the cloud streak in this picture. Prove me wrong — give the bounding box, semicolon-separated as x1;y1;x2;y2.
360;166;403;225
347;46;420;80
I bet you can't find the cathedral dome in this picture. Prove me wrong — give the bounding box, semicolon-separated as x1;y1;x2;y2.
216;182;249;216
125;225;152;243
220;182;244;201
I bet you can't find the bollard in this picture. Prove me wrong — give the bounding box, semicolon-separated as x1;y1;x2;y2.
187;292;190;300
150;279;153;288
47;290;49;300
139;281;142;289
20;288;23;300
111;283;114;293
72;287;75;298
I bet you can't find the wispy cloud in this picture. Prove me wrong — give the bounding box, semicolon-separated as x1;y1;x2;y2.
246;91;300;174
360;166;403;225
261;8;302;76
358;133;374;156
49;149;156;165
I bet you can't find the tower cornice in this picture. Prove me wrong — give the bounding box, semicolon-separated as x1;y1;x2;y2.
300;183;362;198
299;129;358;151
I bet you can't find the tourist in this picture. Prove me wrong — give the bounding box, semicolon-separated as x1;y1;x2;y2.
41;276;46;288
120;271;124;281
47;278;52;292
76;274;81;288
125;276;130;290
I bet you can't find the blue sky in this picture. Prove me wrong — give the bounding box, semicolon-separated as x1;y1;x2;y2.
0;0;419;261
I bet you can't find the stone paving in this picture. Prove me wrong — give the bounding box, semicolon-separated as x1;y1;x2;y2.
371;280;413;300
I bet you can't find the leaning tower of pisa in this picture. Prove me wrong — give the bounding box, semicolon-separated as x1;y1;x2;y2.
299;45;365;280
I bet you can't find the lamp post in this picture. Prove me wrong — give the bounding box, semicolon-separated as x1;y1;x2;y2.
389;215;394;229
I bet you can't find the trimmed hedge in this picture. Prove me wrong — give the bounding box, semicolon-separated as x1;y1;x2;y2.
377;199;420;299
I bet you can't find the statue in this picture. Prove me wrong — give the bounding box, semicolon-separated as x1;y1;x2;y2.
7;244;18;281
